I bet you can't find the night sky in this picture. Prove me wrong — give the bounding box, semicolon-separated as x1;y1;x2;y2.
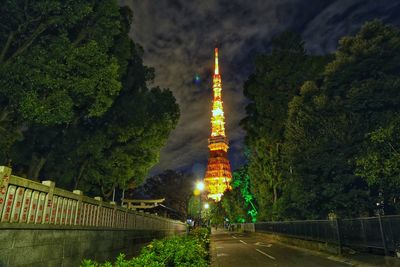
120;0;400;177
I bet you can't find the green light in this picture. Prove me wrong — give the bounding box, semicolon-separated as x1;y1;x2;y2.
232;167;258;223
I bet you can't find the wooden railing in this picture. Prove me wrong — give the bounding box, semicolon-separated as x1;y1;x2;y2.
0;166;185;231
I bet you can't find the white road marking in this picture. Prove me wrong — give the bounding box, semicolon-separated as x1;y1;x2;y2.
231;235;237;239
256;249;276;260
255;242;272;248
216;246;224;249
217;253;229;257
239;240;247;245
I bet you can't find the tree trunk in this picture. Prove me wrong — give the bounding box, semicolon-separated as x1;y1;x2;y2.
273;185;278;204
74;159;88;190
101;185;115;199
27;153;47;181
0;31;15;63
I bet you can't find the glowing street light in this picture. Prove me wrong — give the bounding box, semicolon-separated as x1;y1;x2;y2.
196;181;205;191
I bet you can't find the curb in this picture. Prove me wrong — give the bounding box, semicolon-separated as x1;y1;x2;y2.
210;230;220;267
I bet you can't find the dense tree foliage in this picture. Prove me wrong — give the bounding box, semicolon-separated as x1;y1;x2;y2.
241;32;330;220
356;118;400;214
242;21;400;220
0;1;179;198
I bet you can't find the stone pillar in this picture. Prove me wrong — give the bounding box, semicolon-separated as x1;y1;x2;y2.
1;185;16;222
110;201;117;228
42;180;55;224
0;166;12;217
27;191;39;223
20;189;32;223
10;187;24;222
35;192;46;223
123;208;128;229
73;190;83;225
94;196;102;227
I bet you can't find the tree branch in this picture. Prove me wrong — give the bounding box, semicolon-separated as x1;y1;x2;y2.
6;21;49;63
0;14;44;64
0;31;15;64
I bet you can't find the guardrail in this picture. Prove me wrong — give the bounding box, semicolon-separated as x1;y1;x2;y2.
0;166;185;231
238;215;400;256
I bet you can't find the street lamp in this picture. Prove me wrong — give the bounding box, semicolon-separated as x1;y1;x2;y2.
195;181;205;226
203;203;210;227
196;181;205;191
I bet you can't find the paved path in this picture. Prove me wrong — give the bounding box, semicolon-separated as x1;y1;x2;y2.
211;230;350;267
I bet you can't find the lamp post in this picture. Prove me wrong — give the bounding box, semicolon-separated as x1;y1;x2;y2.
196;181;205;226
204;203;210;227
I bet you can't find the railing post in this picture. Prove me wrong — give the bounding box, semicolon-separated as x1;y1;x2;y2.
378;214;389;256
0;166;12;218
42;180;55;224
35;192;46;224
10;187;24;222
335;218;342;255
123;207;128;229
360;219;367;247
73;190;83;225
110;201;117;228
94;197;102;227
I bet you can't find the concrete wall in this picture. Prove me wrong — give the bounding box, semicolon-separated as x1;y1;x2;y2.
253;231;340;254
0;225;184;267
236;223;255;232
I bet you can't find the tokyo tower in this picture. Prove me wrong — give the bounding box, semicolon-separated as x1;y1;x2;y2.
204;48;232;201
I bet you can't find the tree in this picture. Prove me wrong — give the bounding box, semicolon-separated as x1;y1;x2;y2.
0;3;180;199
219;167;257;223
284;20;400;218
129;170;196;220
221;189;248;223
0;0;122;172
356;118;400;214
242;32;330;220
208;201;226;227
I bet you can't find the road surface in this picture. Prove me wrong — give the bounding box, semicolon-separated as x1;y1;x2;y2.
211;230;350;267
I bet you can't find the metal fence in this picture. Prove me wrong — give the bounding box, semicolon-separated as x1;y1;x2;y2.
250;215;400;255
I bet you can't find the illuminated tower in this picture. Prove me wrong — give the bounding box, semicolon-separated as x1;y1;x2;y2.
204;48;232;201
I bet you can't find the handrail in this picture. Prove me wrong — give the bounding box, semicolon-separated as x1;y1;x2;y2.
0;166;185;231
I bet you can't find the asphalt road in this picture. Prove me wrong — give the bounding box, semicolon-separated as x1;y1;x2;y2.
211;230;350;267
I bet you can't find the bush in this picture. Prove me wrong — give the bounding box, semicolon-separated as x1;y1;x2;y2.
189;227;210;249
80;233;209;267
132;236;208;267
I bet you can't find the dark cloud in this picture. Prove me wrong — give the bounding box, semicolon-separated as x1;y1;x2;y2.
120;0;400;176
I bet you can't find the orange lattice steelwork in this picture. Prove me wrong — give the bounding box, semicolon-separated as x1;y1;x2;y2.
204;48;232;201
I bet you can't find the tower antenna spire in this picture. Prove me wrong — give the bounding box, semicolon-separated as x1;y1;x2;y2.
214;47;219;75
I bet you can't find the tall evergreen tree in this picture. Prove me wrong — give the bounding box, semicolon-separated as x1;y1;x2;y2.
242;32;330;220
